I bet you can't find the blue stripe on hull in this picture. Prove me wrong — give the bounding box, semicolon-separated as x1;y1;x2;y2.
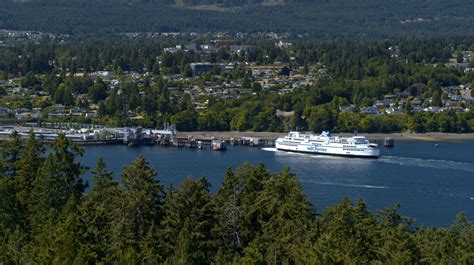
276;148;380;159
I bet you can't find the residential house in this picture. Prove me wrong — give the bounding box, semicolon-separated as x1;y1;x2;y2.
360;106;381;115
385;107;404;114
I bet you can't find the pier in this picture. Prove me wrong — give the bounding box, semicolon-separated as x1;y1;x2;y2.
0;123;276;150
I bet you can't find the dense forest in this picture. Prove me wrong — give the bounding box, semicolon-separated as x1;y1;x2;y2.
0;132;473;264
1;0;474;38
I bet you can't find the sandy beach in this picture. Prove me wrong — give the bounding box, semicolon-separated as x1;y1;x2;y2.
177;131;474;142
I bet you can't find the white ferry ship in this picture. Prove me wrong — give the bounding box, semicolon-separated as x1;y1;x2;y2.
275;131;380;158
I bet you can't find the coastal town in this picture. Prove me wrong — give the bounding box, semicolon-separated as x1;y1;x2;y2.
0;39;473;126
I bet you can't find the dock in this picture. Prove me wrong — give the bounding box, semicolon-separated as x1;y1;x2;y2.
0;123;276;150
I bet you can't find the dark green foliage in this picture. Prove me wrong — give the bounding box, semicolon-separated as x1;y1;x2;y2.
29;134;86;233
78;157;118;263
20;72;40;88
0;132;473;264
239;167;315;263
1;0;474;38
252;81;262;94
88;78;108;103
107;156;163;263
161;177;216;263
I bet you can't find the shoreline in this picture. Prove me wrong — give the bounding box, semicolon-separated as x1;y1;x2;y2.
177;131;474;142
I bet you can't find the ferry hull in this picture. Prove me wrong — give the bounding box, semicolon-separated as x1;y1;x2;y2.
275;142;380;158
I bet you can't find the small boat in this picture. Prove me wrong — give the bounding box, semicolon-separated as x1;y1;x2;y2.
383;137;394;147
212;139;227;151
197;140;203;149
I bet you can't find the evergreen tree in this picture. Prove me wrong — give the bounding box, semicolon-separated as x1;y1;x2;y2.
242;75;251;89
49;198;84;264
53;85;65;104
252;81;262;94
0;131;23;178
78;157;118;264
108;156;162;262
161;177;216;264
29;134;86;233
213;168;243;261
311;198;380;263
240;168;315;264
88;78;108;103
0;70;7;81
0;133;27;259
15;131;44;208
214;163;271;260
152;60;161;76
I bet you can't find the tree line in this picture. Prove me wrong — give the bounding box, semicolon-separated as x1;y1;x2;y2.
2;38;473;75
2;0;474;38
0;133;473;264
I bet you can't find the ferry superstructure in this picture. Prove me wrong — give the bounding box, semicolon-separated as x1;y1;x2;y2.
275;131;380;158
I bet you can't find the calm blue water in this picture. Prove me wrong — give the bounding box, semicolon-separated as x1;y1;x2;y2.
79;140;474;227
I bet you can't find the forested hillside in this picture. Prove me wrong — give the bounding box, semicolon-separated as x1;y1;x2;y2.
1;0;473;38
0;133;473;263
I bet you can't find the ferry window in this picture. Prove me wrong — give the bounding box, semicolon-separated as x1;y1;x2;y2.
354;138;368;144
